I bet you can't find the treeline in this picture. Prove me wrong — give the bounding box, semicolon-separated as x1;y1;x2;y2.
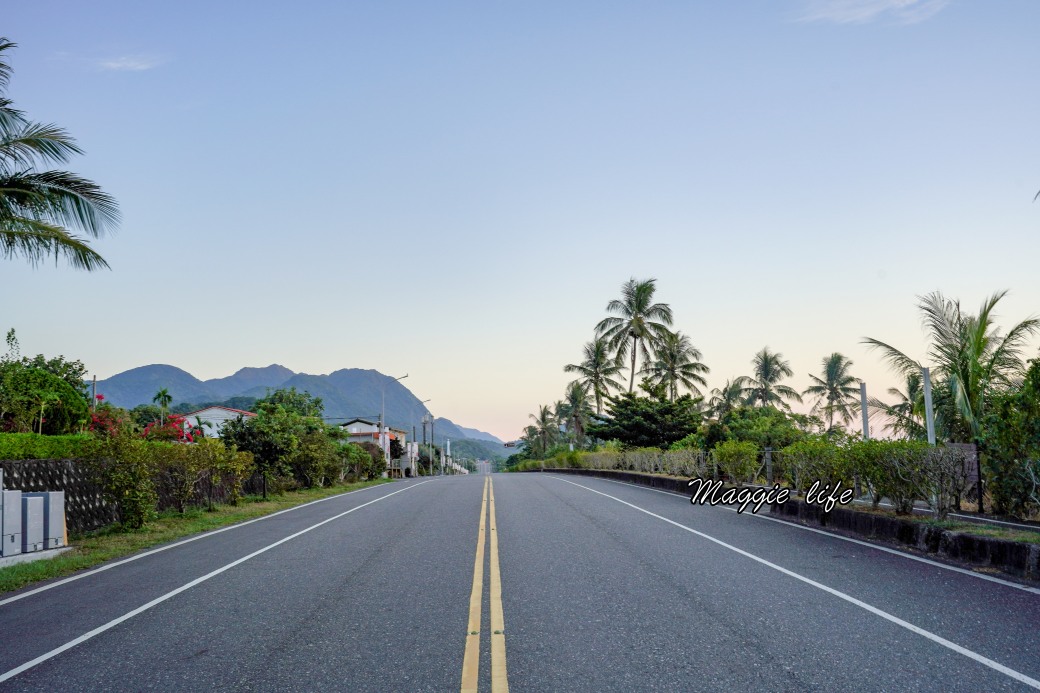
0;327;396;529
511;280;1040;520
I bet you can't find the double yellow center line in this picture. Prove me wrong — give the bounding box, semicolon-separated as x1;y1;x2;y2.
461;476;509;693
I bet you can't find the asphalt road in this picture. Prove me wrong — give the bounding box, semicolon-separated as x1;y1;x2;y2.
1;473;1038;692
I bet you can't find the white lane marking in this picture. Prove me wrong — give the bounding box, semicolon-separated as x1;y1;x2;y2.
550;476;1040;690
0;480;405;608
855;499;1040;531
553;474;1040;596
0;480;431;684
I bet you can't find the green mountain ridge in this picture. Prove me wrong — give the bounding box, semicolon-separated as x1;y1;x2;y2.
94;364;509;459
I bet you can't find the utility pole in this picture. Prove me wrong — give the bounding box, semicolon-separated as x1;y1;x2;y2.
860;382;870;441
922;367;936;446
381;373;408;476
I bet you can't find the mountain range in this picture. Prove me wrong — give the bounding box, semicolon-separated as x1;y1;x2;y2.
94;364;510;459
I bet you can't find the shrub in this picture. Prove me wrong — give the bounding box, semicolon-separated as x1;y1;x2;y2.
848;439;929;514
711;441;759;485
779;439;850;493
0;432;94;460
86;436;158;529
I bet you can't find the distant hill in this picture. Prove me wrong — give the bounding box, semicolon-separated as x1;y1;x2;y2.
95;364;510;459
204;365;294;399
94;365;218;407
455;426;504;445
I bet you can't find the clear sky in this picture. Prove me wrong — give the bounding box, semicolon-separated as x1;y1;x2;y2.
3;1;1038;443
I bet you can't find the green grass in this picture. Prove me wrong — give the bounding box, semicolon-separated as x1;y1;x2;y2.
916;518;1040;545
0;478;392;595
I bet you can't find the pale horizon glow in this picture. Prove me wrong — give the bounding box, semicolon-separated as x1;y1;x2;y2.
3;2;1039;444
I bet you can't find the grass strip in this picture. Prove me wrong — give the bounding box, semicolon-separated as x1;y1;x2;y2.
0;478;392;595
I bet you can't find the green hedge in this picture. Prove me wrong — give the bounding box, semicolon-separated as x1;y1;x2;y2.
0;433;95;461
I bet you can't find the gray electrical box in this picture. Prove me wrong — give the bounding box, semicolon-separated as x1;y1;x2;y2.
24;492;65;549
21;496;43;553
1;489;22;557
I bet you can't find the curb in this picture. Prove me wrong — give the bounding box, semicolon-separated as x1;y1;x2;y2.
529;467;1040;581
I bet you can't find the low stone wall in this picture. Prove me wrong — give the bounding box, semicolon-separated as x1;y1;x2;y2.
528;467;1040;581
770;498;1040;580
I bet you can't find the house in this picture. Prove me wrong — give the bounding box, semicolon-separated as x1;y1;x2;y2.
181;406;256;438
339;418;416;477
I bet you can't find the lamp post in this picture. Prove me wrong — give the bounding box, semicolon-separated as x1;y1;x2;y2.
381;373;408;475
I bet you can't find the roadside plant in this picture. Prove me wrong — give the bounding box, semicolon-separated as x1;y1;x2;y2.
711;440;759;485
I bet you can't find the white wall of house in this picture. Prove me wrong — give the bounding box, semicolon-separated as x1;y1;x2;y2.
182;407;256;438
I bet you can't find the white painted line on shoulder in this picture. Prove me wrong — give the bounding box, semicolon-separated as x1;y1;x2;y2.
0;480;408;608
557;474;1040;596
552;476;1040;691
0;480;431;685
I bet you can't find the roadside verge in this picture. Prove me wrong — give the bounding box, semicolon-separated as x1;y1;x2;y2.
525;468;1040;581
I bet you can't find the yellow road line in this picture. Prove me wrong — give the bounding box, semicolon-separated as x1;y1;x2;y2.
488;477;509;693
461;476;489;693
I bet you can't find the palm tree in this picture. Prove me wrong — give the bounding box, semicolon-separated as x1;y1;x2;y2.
596;278;674;392
0;39;119;270
642;331;710;402
868;371;926;440
802;353;860;431
708;378;747;420
529;404;558;454
153;388;172;426
564;337;624;416
558;382;594;448
864;290;1039;442
743;348;803;410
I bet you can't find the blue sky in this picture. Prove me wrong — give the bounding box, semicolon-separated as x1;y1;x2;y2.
4;1;1039;441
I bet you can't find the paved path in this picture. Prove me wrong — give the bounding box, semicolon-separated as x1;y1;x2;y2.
1;473;1038;691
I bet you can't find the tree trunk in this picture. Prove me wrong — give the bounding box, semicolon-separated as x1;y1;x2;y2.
628;335;638;392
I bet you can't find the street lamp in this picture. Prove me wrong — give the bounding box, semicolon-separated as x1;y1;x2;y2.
381;373;408;476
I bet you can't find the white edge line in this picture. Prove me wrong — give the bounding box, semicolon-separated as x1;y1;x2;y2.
0;479;403;608
550;476;1040;690
555;474;1040;596
0;479;431;684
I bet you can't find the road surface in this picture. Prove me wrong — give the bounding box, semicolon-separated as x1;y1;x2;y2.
0;473;1038;691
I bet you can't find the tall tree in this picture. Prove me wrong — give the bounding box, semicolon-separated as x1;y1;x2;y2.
863;290;1040;442
743;347;803;410
564;337;624;416
867;371;926;440
708;378;748;420
802;352;860;431
153;387;172;426
529;404;558;455
559;382;594;448
642;331;710;402
596;278;674;392
0;39;119;270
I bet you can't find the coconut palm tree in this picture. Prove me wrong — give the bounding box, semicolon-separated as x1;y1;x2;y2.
529;404;558;454
802;352;860;431
0;39;119;270
596;278;674;392
564;337;624;416
708;378;748;420
863;290;1039;442
743;348;803;410
868;371;926;440
559;382;594;448
642;331;710;402
153;388;172;426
